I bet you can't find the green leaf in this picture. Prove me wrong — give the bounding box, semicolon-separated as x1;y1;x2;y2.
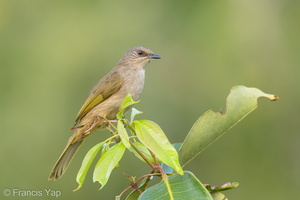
138;171;213;200
128;142;155;163
179;85;278;167
133;120;183;175
74;142;105;191
117;120;130;149
93;142;126;189
161;143;182;174
130;108;143;123
117;93;140;119
210;192;228;200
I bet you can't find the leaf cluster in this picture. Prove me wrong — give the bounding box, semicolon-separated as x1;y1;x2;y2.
73;86;278;200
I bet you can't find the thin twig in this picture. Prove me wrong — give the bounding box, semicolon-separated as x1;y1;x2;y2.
149;149;159;165
118;185;133;198
129;141;156;170
118;172;154;198
105;118;118;131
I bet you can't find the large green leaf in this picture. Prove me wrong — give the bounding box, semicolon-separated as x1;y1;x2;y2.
133;120;183;175
179;85;278;166
74;141;105;191
138;171;213;200
93;142;126;189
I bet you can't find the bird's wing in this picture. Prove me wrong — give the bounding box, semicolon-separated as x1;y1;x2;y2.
74;71;124;123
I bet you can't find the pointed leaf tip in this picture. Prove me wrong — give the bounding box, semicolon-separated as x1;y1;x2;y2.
179;85;279;166
93;142;126;189
74;142;105;191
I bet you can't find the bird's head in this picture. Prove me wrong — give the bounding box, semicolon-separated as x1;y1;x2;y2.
119;46;161;68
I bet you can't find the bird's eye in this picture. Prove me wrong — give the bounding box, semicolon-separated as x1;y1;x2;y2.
137;50;144;56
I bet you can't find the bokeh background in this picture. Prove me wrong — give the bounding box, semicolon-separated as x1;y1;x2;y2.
1;0;299;199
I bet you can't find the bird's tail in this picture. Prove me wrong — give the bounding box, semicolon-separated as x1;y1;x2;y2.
48;135;83;180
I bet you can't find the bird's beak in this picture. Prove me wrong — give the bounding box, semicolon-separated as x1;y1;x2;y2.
148;54;161;59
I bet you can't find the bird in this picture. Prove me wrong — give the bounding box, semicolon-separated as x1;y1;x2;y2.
48;46;161;180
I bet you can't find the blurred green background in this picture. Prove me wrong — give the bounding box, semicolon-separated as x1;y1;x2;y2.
1;0;299;199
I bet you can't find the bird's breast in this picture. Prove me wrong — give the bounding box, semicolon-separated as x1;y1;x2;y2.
122;69;145;101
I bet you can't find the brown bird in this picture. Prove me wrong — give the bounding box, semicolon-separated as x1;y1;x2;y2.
48;46;161;180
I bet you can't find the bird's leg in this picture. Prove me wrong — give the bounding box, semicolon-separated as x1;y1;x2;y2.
98;117;122;143
108;119;118;123
105;119;118;127
82;116;102;136
99;117;117;131
70;124;84;131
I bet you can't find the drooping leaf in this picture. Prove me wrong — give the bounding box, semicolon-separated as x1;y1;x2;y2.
93;142;126;189
74;142;105;191
117;120;130;149
161;143;182;174
133;120;183;175
138;171;213;200
179;86;278;166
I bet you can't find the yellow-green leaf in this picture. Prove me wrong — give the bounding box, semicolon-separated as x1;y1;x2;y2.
133;120;183;175
74;142;105;191
117;120;130;149
93;142;126;189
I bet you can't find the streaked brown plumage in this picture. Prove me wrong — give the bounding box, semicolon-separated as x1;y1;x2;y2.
48;46;161;180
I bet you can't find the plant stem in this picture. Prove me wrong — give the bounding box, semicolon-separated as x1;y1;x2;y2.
149;149;159;165
129;141;156;170
158;167;174;200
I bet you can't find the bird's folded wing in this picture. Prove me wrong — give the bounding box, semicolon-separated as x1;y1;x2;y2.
74;71;124;123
